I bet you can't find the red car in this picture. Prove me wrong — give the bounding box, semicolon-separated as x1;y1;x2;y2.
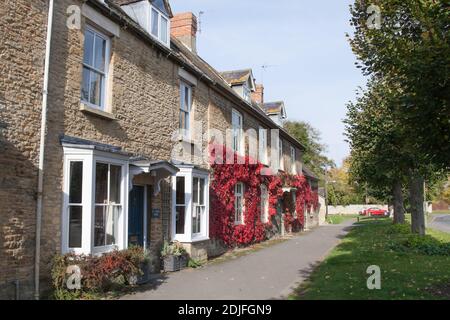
360;207;390;217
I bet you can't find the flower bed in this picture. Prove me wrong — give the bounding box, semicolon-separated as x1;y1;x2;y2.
51;247;148;300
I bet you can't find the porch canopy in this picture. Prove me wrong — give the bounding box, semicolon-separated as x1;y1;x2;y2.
129;157;179;195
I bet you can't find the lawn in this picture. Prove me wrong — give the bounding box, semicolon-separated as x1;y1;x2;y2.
290;219;450;300
432;210;450;215
326;214;359;225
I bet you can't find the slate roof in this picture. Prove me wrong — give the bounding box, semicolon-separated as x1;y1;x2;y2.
262;101;285;115
89;0;305;151
302;165;320;181
112;0;173;18
220;69;253;86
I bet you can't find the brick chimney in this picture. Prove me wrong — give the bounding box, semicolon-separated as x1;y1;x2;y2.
171;12;198;53
252;84;264;105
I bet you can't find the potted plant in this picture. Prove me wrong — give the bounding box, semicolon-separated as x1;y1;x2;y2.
161;242;188;272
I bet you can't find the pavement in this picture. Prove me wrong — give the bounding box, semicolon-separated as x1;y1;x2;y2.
121;220;355;300
429;214;450;233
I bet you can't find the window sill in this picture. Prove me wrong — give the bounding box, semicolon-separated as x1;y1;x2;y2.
80;103;115;120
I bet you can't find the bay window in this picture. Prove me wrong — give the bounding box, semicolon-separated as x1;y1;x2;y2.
62;147;128;255
192;178;206;235
235;182;245;224
94;163;122;248
68;161;83;248
175;177;186;235
172;166;209;242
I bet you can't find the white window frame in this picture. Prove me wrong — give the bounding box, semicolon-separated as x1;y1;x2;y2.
290;146;297;174
62;147;129;255
180;81;192;139
243;83;251;103
149;5;170;46
279;139;284;171
259;126;268;165
292;192;297;219
260;184;269;223
232;109;244;155
192;177;206;235
81;25;111;111
235;182;245;225
171;166;210;243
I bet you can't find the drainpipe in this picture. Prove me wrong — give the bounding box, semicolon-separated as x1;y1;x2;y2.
34;0;54;300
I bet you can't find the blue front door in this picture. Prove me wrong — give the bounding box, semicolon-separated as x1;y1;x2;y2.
128;186;144;247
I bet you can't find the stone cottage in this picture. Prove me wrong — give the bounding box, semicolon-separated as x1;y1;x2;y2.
0;0;319;299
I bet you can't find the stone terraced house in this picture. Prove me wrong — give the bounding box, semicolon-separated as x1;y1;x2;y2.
0;0;319;299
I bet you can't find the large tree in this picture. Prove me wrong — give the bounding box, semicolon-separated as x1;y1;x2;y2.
348;0;449;234
284;121;335;177
345;78;409;224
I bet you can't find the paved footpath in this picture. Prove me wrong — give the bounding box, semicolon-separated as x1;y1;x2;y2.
121;220;355;300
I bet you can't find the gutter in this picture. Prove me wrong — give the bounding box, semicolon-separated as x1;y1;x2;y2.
34;0;54;300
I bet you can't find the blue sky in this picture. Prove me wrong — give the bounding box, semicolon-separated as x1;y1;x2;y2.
170;0;367;166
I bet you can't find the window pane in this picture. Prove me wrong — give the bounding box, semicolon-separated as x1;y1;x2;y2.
105;206;119;246
89;71;103;107
193;178;199;204
69;162;83;204
81;67;90;102
176;206;185;235
199;179;205;205
179;111;185;130
94;206;106;247
184;86;190;111
83;29;94;66
94;34;106;72
109;165;121;204
176;177;185;205
161;16;168;43
68;206;82;248
95;163;108;204
151;9;159;36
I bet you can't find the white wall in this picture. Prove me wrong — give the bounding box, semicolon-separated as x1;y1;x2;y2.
327;204;388;215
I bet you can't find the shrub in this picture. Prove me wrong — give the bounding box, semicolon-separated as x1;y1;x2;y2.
391;234;450;256
51;247;148;300
386;224;410;235
161;241;187;257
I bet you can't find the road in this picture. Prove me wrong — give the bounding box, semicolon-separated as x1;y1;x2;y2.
429;214;450;233
121;220;354;300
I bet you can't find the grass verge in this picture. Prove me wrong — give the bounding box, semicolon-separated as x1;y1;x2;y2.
290;219;450;300
326;214;359;225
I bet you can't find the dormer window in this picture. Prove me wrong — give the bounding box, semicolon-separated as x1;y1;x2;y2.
243;84;251;103
151;7;169;45
121;0;171;47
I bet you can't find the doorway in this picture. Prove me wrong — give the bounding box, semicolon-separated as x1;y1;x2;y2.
128;185;145;247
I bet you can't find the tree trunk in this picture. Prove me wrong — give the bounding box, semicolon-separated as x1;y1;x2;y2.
393;180;405;224
409;173;426;235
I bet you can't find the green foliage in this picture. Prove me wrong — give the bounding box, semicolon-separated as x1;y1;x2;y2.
51;247;148;300
348;0;450;170
161;241;187;257
392;234;450;256
291;219;450;300
188;259;204;269
284;121;335;177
